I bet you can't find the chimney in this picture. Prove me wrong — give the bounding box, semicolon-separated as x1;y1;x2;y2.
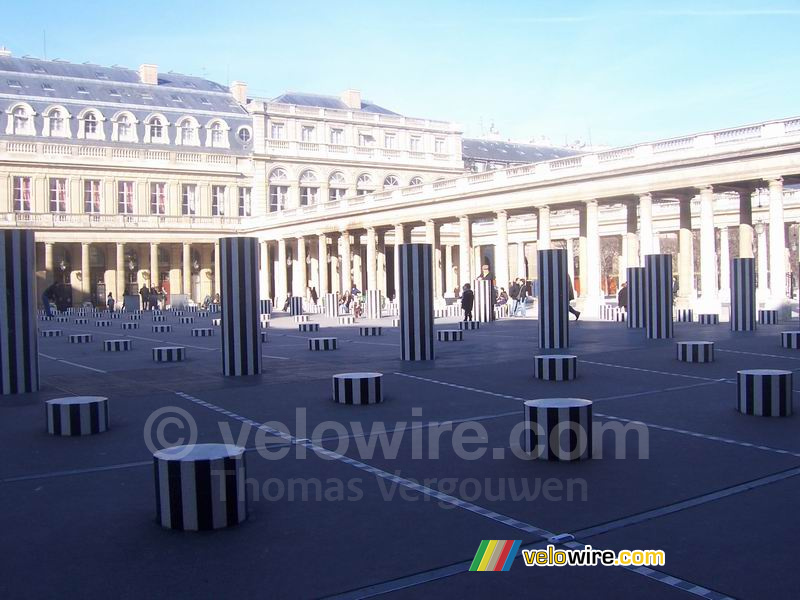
341;89;362;110
138;64;158;85
230;80;248;105
0;46;11;57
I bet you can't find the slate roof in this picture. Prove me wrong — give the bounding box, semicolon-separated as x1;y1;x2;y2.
461;138;578;163
271;92;400;116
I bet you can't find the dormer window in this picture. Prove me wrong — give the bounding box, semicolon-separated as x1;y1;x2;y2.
12;106;31;135
207;120;229;148
49;109;65;136
179;119;198;145
117;114;134;141
150;117;163;140
210;122;223;145
84;112;98;136
7;79;22;89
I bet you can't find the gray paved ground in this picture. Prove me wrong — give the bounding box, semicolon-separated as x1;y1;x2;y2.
2;308;799;599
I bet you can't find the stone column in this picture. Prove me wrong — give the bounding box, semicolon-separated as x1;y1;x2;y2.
739;187;754;258
330;234;340;294
366;226;377;290
767;177;787;302
340;230;351;293
565;238;575;281
578;206;588;299
81;242;91;302
276;238;288;303
537;206;551;249
260;241;272;301
638;193;653;258
377;230;387;296
318;233;329;295
150;242;159;289
444;245;455;294
458;216;472;287
213;242;220;296
116;242;125;302
293;237;306;298
585;199;602;314
425;220;442;299
677;196;694;307
516;242;526;278
626;201;639;268
182;242;191;298
494;210;509;289
756;223;769;299
719;227;731;301
698;186;718;311
45;242;54;286
619;235;627;285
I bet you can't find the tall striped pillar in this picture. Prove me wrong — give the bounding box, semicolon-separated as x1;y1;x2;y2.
537;248;569;349
323;292;339;318
0;230;39;394
626;266;645;329
220;237;261;376
474;279;495;322
644;254;673;339
366;289;382;319
730;257;756;331
399;243;434;361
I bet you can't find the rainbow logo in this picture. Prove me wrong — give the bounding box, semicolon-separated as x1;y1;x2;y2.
469;540;521;571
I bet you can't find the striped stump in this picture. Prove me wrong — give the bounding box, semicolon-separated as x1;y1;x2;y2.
152;315;166;322
780;331;800;349
626;267;646;329
644;254;673;339
46;396;109;436
40;330;62;338
185;306;197;313
758;309;778;325
209;304;220;313
299;323;320;332
192;328;214;337
366;289;382;320
128;314;142;320
104;339;132;352
74;318;88;325
95;320;112;328
675;309;694;323
474;279;495;323
260;299;273;316
260;313;271;322
289;296;304;316
69;334;92;344
152;325;172;333
676;341;714;363
179;317;194;324
108;313;121;320
730;257;756;331
338;316;356;325
153;443;247;531
391;318;400;328
260;321;270;329
172;310;185;317
220;237;261;376
260;331;269;343
538;248;569;349
332;372;383;405
459;321;480;330
523;398;592;461
437;330;463;342
698;314;719;325
121;322;139;330
152;310;163;316
153;347;186;362
294;314;310;323
399;243;435;361
197;311;209;318
737;369;792;417
359;327;382;336
56;316;69;323
309;337;337;351
533;355;578;381
600;305;625;322
323;293;339;318
212;319;221;327
494;304;509;319
40;316;54;321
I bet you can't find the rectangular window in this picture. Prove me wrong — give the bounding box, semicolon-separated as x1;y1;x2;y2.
150;182;166;215
84;180;101;214
212;185;226;216
410;136;421;152
269;185;287;212
301;125;315;142
181;184;197;216
358;133;375;146
270;122;284;139
330;128;343;144
329;187;346;202
384;133;396;149
118;181;134;214
239;187;251;217
300;187;318;206
434;137;445;153
49;178;68;213
13;176;32;212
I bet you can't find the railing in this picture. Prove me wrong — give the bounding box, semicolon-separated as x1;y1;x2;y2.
652;137;693;153
550;156;582;170
258;102;458;131
598;147;635;162
6;212;243;230
714;125;761;144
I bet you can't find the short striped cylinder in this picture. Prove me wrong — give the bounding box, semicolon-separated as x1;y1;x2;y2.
730;257;756;331
40;330;62;337
533;355;577;381
294;314;310;323
523;398;592;461
220;237;261;376
338;315;355;325
172;310;185;317
259;313;271;322
600;305;625;322
74;318;88;325
40;316;54;321
299;323;319;332
437;330;463;342
179;316;194;324
494;304;509;319
474;279;495;323
399;243;435;361
289;296;304;316
152;325;172;333
260;331;268;342
459;321;480;330
185;306;197;313
391;318;400;327
758;309;778;325
698;313;719;325
192;328;214;337
152;310;162;316
260;299;273;315
152;315;166;322
153;443;247;531
212;318;221;326
104;339;132;352
197;311;209;318
128;314;142;320
538;248;569;349
121;322;139;330
644;254;673;339
676;341;714;363
332;372;383;405
153;346;185;362
737;369;792;416
366;289;382;319
46;396;109;436
64;308;75;315
780;331;800;349
260;321;270;329
308;337;337;351
209;304;220;313
75;309;86;316
626;267;646;329
55;316;69;323
108;313;121;319
95;320;112;327
359;327;382;336
69;334;92;344
675;309;694;323
323;293;339;318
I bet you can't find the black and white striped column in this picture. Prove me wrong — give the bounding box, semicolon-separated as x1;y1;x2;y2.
676;341;714;363
220;237;261;376
644;254;673;339
152;324;171;333
758;309;778;325
69;334;92;344
154;443;247;531
730;257;756;332
332;372;383;405
323;293;339;318
260;299;273;316
523;398;592;461
309;337;337;351
437;329;463;342
399;244;435;361
153;346;186;362
474;279;495;323
289;296;304;316
366;289;381;320
538;248;569;349
294;314;310;323
359;327;382;336
534;355;577;380
737;369;792;416
0;230;38;394
299;323;319;332
192;328;214;337
698;313;719;325
152;315;166;322
338;315;356;325
121;322;139;330
104;339;132;352
626;267;645;329
46;396;109;436
675;309;694;323
40;330;62;337
459;321;480;330
781;331;800;349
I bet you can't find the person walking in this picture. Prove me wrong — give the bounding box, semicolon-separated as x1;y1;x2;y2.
515;278;528;317
567;274;581;320
139;284;149;310
106;292;115;312
617;281;628;313
310;286;318;306
461;283;474;321
150;287;159;311
42;282;57;317
508;279;521;316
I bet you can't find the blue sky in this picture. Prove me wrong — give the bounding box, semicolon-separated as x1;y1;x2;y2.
2;0;799;147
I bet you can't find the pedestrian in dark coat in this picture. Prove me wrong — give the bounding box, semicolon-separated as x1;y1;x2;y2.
461;283;475;321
